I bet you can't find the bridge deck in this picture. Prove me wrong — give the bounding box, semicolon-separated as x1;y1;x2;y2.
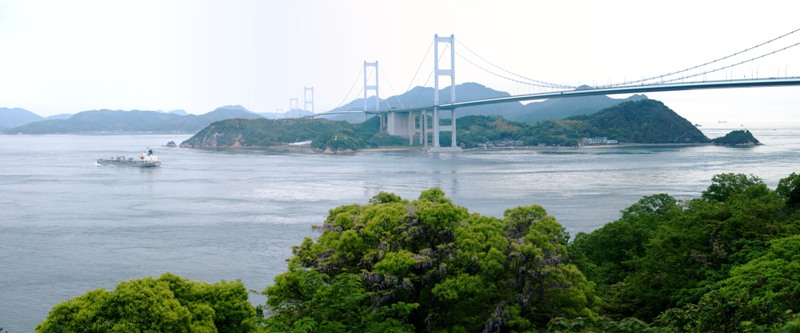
370;77;800;113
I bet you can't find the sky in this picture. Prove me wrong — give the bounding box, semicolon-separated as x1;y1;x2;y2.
2;0;800;124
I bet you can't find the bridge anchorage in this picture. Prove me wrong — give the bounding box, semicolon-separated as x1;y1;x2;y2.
383;34;462;152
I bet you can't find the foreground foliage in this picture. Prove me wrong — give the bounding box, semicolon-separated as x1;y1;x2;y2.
570;172;800;332
36;273;255;333
263;189;599;332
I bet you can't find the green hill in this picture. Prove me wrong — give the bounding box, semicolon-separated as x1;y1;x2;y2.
569;99;709;143
454;99;711;148
180;116;407;152
711;129;761;146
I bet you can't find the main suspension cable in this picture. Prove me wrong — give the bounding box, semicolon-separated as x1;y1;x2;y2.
411;43;450;107
456;38;575;89
611;26;800;87
658;40;800;84
334;66;363;110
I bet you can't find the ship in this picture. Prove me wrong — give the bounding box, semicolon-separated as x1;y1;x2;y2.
96;148;161;167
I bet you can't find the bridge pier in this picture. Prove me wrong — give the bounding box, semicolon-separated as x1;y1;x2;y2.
423;111;428;148
384;110;426;145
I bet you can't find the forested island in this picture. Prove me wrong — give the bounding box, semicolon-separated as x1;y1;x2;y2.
179;116;407;153
712;129;761;146
180;99;757;152
37;172;800;332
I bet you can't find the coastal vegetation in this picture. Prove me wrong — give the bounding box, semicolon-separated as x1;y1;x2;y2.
39;172;800;332
456;99;710;148
179;116;407;153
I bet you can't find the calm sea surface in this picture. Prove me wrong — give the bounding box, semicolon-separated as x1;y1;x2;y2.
2;124;799;331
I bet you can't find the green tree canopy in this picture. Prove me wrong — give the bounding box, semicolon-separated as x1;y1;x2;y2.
569;172;800;327
36;273;255;333
263;189;599;332
655;235;800;332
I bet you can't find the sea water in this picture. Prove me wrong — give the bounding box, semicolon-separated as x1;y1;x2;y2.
1;123;799;332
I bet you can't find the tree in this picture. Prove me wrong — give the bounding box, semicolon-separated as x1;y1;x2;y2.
618;173;795;321
700;173;763;202
777;172;800;209
569;194;680;317
655;235;800;332
263;189;598;332
36;273;255;333
570;173;800;323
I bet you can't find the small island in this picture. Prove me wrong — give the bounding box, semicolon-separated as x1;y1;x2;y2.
711;129;761;146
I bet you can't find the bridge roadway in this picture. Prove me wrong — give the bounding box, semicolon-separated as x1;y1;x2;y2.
312;77;800;116
393;77;800;112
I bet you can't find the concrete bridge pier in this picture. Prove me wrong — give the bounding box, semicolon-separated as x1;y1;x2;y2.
386;110;422;145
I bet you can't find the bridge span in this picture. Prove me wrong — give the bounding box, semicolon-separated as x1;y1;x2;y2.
401;77;800;112
306;77;800;152
302;29;800;152
359;77;800;152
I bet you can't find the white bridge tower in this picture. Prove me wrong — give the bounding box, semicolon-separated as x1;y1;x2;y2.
429;34;460;152
363;61;385;128
304;87;314;114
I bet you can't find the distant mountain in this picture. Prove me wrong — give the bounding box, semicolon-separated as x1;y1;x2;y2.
0;83;655;134
511;88;649;123
5;106;262;134
0;107;43;130
214;105;249;113
199;106;262;124
326;82;525;123
258;108;314;119
47;114;73;120
168;109;188;116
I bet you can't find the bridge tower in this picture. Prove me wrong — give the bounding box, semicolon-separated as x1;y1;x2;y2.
430;34;460;151
363;61;385;129
289;98;299;118
304;87;314;113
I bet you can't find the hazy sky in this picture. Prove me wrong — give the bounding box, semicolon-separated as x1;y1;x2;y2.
2;0;800;123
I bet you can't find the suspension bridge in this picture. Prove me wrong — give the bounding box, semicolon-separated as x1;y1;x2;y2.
300;28;800;152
